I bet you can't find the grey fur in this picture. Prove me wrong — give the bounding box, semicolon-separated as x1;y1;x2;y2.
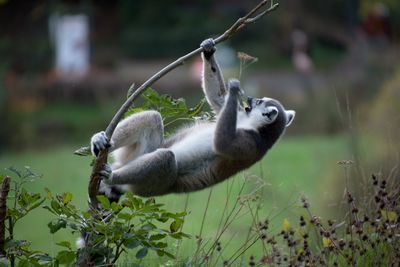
91;39;295;198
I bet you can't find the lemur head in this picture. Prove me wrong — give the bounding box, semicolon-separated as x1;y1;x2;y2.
245;96;295;137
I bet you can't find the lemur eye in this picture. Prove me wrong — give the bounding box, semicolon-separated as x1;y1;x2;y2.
256;100;262;105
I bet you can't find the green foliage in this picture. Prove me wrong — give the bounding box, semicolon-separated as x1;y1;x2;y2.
44;191;188;265
1;167;55;266
125;87;210;130
0;167;189;266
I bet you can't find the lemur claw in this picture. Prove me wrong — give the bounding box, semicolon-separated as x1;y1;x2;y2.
99;163;113;184
91;131;111;157
200;38;216;58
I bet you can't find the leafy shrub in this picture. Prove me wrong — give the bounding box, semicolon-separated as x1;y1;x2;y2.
0;167;189;266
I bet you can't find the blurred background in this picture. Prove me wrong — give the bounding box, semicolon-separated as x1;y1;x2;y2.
0;0;399;263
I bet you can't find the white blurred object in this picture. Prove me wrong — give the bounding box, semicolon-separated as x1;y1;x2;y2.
291;29;314;75
50;14;90;81
293;52;313;74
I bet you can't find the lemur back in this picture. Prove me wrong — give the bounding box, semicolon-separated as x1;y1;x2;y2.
90;39;295;199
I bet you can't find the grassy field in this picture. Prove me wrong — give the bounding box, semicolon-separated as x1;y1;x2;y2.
0;135;350;264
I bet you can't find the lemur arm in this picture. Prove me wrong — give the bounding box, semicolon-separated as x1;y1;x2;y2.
214;80;257;160
201;39;227;114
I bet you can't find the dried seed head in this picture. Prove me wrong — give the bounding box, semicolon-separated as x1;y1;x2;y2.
372;174;378;185
347;193;354;203
261;234;267;239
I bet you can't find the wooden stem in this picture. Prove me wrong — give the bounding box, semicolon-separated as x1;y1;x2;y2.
0;176;10;257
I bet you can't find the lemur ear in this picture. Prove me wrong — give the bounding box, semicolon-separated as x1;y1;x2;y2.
285;110;295;127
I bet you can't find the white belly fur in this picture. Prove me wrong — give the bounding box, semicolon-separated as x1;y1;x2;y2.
169;124;215;164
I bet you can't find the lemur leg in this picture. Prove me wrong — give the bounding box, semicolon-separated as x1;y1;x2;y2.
91;110;166;198
101;148;177;197
91;110;164;166
200;38;227;113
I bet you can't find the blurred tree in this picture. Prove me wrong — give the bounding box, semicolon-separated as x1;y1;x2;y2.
365;67;400;171
360;0;400;39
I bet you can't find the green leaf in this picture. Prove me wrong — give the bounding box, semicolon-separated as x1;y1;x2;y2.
156;250;165;257
125;239;140;249
56;241;72;250
157;216;169;223
170;233;183;240
7;208;23;220
83;211;91;220
5;239;30;249
62;192;73;205
56;250;76;264
31;253;53;263
154;242;167;248
135;247;148;259
74;146;91;156
96;195;111;209
163;251;175;259
48;218;67;234
50;200;61;213
118;212;132;220
17;259;30;267
18;190;41;209
25;198;46;213
111;201;122;212
142;223;156;231
150;234;166;241
145;198;155;205
170;219;183;233
44;187;52;199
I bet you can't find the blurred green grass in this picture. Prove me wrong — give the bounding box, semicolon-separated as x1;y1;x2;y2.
0;135;349;262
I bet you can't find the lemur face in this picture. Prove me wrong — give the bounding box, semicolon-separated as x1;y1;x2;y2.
245;97;295;127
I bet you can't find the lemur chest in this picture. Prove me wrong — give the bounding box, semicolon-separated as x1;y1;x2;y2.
169;123;216;164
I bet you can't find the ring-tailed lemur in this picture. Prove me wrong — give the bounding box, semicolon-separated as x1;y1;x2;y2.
91;39;295;200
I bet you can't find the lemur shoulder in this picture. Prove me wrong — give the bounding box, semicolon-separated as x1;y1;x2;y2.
91;39;295;200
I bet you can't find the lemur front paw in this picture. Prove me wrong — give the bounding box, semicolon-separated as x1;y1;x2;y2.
91;131;111;157
228;79;244;96
200;38;216;59
99;163;113;184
